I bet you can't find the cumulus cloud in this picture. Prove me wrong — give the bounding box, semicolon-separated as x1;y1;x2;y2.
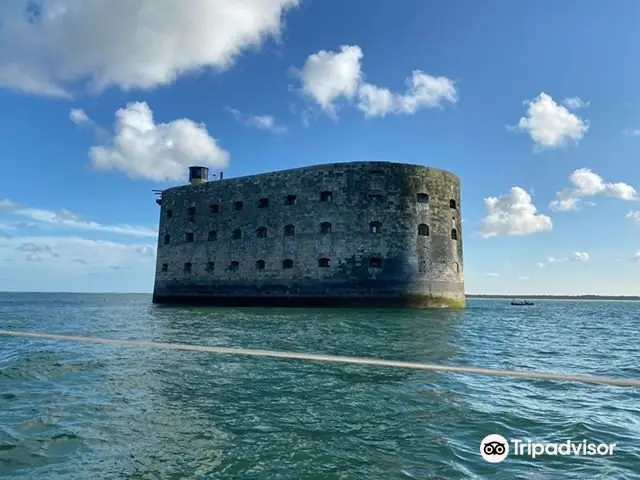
296;45;364;115
562;97;590;109
626;210;640;225
295;45;457;119
86;102;230;181
510;92;589;150
550;169;638;212
478;187;552;238
0;198;157;237
357;71;457;118
0;0;300;97
226;107;287;134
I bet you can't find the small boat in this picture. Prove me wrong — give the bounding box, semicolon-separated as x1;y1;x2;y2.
511;299;534;306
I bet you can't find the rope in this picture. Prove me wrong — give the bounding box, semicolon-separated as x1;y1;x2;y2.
1;329;639;388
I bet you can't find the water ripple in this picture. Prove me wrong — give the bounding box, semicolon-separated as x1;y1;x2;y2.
0;293;639;479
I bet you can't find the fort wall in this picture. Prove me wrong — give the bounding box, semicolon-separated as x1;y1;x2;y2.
152;161;464;307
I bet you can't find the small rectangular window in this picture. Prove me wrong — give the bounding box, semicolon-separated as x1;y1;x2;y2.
187;207;196;215
166;209;173;218
184;262;192;273
161;263;168;272
258;198;269;208
234;201;243;211
318;258;330;268
206;261;215;272
185;232;194;243
285;195;297;205
210;204;219;213
320;191;333;202
230;261;239;271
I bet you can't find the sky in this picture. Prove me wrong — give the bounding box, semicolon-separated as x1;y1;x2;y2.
0;0;639;295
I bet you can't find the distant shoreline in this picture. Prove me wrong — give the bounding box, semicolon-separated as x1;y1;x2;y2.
0;292;638;301
467;295;640;301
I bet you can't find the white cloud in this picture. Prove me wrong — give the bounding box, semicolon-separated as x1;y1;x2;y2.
0;198;157;237
485;272;500;277
547;256;566;263
478;187;552;238
0;199;18;213
86;102;229;181
69;108;90;125
550;168;638;212
626;210;640;225
0;235;156;269
562;97;590;109
518;276;530;281
226;107;287;134
510;92;589;150
571;252;589;262
623;129;640;137
633;252;640;262
297;45;364;116
0;0;300;97
539;252;589;265
295;45;457;119
357;70;457;118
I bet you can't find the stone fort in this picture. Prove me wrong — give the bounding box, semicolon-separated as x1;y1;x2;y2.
152;161;464;308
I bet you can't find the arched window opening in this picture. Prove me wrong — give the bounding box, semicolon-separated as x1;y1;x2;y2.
320;222;332;234
232;229;242;240
370;221;382;233
256;227;267;238
417;193;429;204
283;259;294;269
451;229;458;240
418;224;429;236
284;224;295;236
208;230;217;241
163;234;171;245
184;262;192;273
450;199;457;209
256;260;265;270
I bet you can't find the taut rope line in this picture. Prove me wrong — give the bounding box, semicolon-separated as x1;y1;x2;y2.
1;330;639;388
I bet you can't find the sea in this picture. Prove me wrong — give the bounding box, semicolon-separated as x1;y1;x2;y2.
0;293;639;479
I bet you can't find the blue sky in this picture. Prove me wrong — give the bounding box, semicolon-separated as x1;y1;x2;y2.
0;0;639;295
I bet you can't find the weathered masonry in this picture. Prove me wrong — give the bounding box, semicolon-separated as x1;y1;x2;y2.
152;161;465;308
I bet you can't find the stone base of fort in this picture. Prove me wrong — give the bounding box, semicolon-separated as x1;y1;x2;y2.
152;292;464;308
152;279;465;308
151;294;464;308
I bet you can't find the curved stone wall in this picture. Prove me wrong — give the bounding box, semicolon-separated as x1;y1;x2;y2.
152;161;464;307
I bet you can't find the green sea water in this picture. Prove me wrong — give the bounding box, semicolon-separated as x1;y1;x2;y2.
0;293;639;479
